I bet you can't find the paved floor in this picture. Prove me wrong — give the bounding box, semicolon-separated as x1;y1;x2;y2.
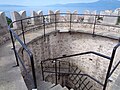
0;42;28;90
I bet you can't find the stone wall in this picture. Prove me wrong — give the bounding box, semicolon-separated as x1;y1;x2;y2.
0;9;120;46
19;31;119;90
0;12;9;45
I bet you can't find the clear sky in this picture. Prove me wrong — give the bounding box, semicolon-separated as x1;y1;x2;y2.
0;0;99;6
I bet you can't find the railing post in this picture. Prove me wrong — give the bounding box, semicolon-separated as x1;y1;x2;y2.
70;14;72;30
69;62;70;72
9;30;19;66
103;48;116;90
58;61;60;80
21;20;26;44
93;15;97;35
55;59;58;85
43;16;46;41
30;55;37;89
55;14;57;31
41;61;45;81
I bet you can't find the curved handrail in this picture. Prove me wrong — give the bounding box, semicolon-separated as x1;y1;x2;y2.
9;13;120;29
8;26;37;89
8;13;120;90
42;51;111;62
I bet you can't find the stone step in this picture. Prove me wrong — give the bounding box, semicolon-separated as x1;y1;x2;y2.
38;81;55;90
38;81;72;90
50;84;63;90
63;86;68;90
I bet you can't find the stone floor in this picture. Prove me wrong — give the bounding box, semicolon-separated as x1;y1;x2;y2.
0;41;28;90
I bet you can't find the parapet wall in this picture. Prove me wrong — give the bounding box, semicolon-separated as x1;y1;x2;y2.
0;9;120;45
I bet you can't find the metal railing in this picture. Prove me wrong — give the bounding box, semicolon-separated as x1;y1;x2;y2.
8;25;37;89
41;42;120;90
8;13;120;90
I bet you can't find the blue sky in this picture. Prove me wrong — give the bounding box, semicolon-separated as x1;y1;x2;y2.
0;0;99;6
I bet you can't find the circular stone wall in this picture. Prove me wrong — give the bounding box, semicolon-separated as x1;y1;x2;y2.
19;31;120;90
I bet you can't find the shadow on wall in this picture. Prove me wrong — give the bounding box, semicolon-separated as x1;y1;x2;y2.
18;31;118;90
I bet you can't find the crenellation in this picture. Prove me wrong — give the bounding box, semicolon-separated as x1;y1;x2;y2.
72;10;78;21
1;7;120;90
48;10;55;22
11;10;27;29
55;10;60;22
83;10;90;22
0;12;8;35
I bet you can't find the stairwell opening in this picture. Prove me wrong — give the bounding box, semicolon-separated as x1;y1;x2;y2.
18;31;119;90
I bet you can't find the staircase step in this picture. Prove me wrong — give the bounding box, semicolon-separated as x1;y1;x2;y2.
63;86;68;90
50;84;63;90
38;81;55;90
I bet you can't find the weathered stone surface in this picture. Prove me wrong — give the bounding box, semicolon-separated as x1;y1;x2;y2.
72;10;78;21
31;10;43;25
115;8;120;16
31;11;40;25
83;10;90;22
101;10;118;25
38;10;43;23
11;11;27;29
66;10;71;21
19;10;27;27
48;10;55;22
0;12;8;35
55;10;60;22
89;10;96;23
23;31;117;90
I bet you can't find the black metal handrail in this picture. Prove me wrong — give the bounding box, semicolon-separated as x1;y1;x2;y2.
41;42;120;90
41;51;110;89
103;42;120;90
8;26;37;89
8;13;120;90
42;51;111;62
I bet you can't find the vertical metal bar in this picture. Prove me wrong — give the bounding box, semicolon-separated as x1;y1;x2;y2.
30;55;37;89
9;30;19;66
70;14;72;30
43;16;46;41
55;59;58;85
82;81;90;90
69;62;70;72
93;15;97;35
55;14;57;30
41;61;45;80
62;74;64;86
58;61;60;79
103;49;116;90
78;77;87;89
109;60;120;78
21;20;26;44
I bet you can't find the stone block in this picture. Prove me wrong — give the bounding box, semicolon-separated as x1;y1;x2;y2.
0;12;8;35
72;10;78;21
11;10;27;29
89;10;96;23
66;10;71;21
48;10;55;22
83;10;90;22
55;10;60;22
31;10;43;25
101;10;118;25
